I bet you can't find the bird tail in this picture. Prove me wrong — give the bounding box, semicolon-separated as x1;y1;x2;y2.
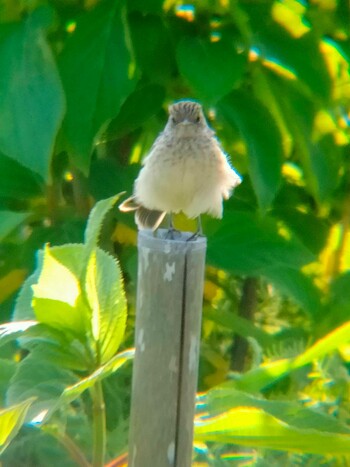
119;196;166;231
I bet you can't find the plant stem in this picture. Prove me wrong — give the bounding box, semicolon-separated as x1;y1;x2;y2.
91;380;106;467
71;166;91;217
230;277;258;372
49;429;91;467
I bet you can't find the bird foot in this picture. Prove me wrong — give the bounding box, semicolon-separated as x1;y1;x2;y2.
165;226;181;240
186;230;204;242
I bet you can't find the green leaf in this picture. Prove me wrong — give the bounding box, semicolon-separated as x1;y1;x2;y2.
0;153;44;199
13;269;40;322
84;194;122;252
176;37;246;100
218;91;283;210
194;406;350;454
0;398;35;455
54;349;133;410
205;309;273;348
129;13;175;82
273;207;329;255
206;388;350;435
236;320;350;392
7;350;77;422
0;321;38;349
0;8;65;181
240;2;331;100
31;245;88;336
59;0;136;173
85;248;127;363
264;267;322;315
260;28;331;102
106;84;165;138
269;77;339;202
127;0;164;13
88;159;139;201
0;359;16;406
207;211;315;276
0;211;29;241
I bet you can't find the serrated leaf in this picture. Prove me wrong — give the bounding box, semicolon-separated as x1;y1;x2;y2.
0;398;35;455
236;320;350;392
59;0;136;173
177;37;246;100
207;211;315;275
206;388;350;435
13;269;40;322
53;349;133;413
32;247;86;335
218;91;283;210
31;245;88;336
0;8;65;180
85;248;127;363
194;406;350;454
84;194;122;252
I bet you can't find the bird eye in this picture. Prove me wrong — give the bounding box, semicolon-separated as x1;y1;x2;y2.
171;116;176;124
195;116;200;123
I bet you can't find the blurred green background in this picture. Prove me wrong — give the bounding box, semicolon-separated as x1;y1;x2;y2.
0;0;350;465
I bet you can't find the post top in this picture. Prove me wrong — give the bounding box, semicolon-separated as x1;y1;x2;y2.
138;229;207;252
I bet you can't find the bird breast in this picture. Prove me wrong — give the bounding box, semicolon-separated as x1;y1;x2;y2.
134;134;239;218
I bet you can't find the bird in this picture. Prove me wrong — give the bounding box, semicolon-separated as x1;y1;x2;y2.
119;100;242;234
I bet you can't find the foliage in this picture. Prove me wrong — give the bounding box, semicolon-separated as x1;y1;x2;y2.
0;0;349;465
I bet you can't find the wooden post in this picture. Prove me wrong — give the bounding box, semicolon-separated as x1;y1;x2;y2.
128;229;207;467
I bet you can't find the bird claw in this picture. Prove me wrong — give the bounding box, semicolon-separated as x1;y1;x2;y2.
165;226;181;240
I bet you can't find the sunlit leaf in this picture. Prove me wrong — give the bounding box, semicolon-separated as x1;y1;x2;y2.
0;398;35;455
85;248;127;363
236;320;350;392
57;349;133;408
84;194;122;252
194;406;350;454
206;388;350;435
31;245;88;336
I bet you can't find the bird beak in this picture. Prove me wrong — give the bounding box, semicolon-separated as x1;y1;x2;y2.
179;119;191;125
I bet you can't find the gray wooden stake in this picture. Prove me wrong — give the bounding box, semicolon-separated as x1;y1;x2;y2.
128;229;207;467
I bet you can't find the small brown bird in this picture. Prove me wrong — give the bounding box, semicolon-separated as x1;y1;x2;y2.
119;100;241;232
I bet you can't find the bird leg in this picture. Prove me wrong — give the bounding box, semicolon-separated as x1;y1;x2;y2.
187;216;204;241
165;213;180;239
